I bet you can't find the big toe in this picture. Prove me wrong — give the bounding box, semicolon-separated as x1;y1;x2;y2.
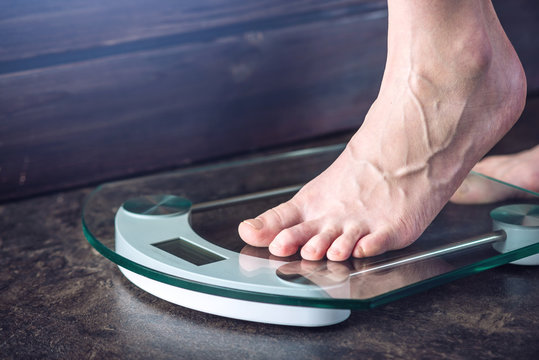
451;167;515;204
450;175;496;204
238;201;303;247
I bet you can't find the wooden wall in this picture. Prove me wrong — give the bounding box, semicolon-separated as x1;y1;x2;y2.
1;0;538;203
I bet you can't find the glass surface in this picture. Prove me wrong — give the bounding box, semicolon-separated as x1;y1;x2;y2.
82;144;539;309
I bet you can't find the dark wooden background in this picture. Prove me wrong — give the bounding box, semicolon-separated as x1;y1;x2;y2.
1;0;538;203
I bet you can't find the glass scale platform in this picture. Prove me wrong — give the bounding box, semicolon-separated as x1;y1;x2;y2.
82;144;539;326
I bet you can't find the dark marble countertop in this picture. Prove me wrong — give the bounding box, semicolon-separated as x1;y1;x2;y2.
2;99;539;359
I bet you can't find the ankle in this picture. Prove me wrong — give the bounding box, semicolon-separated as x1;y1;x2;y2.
386;0;497;80
418;29;493;83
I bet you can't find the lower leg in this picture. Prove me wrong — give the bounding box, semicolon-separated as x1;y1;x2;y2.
238;0;526;260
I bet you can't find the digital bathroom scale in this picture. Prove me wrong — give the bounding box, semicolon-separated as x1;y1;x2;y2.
82;144;539;327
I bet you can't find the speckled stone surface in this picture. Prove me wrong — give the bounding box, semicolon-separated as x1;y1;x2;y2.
1;188;539;359
2;101;539;359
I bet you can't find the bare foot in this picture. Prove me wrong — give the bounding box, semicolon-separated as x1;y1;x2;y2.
238;0;527;261
451;145;539;204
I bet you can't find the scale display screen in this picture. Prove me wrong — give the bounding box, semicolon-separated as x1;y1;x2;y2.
152;238;226;266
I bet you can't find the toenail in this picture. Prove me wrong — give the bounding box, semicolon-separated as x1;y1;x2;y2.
243;218;263;230
354;245;366;258
328;247;340;257
269;241;282;253
302;245;315;255
457;181;469;194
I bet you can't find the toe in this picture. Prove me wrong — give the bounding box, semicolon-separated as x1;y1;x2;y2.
301;231;339;261
450;173;490;204
450;172;511;204
269;220;322;257
355;229;398;258
238;201;302;247
327;228;364;261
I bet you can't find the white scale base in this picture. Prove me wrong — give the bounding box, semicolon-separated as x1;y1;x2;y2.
119;266;351;327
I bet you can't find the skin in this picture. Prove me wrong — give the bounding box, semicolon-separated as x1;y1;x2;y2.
238;0;527;261
451;145;539;204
